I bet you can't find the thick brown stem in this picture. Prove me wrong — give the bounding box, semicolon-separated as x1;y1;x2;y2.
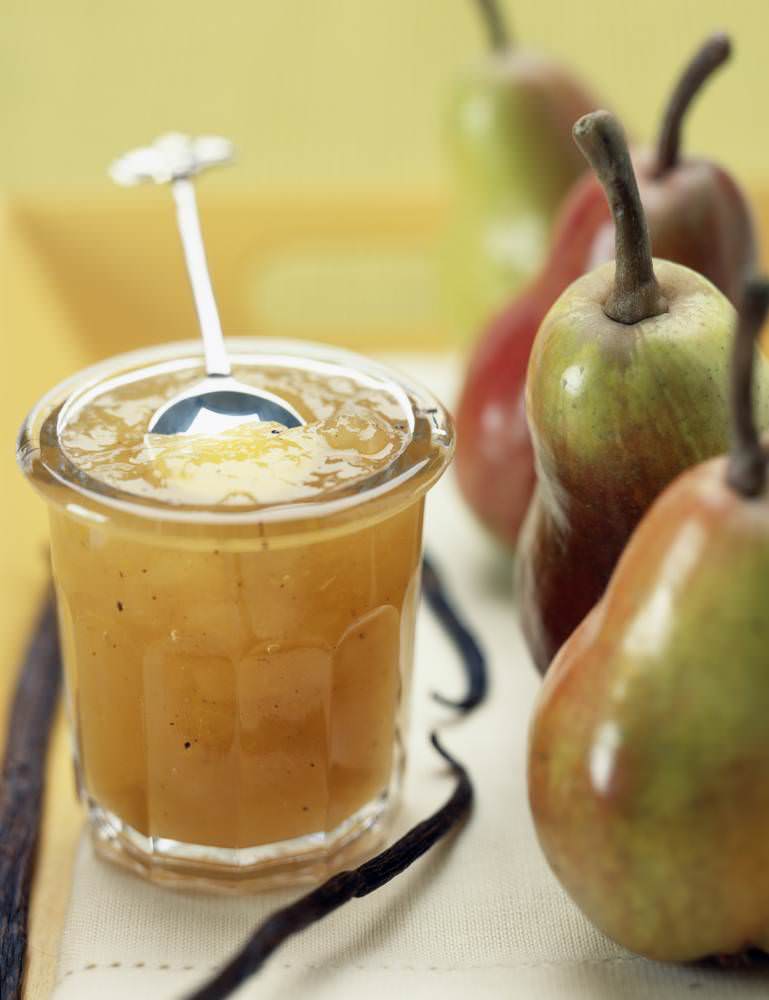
654;33;731;176
473;0;510;52
726;280;769;498
573;110;668;325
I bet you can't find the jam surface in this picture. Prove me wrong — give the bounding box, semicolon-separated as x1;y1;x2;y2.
60;363;412;507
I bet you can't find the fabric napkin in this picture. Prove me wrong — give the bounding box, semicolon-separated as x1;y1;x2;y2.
51;357;769;1000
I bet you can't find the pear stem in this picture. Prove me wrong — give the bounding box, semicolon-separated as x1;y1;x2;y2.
726;280;769;498
473;0;510;52
654;33;731;177
573;110;668;326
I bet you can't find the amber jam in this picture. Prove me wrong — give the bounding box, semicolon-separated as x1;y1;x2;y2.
18;340;453;890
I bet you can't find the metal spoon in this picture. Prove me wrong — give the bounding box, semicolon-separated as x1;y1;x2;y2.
109;133;303;435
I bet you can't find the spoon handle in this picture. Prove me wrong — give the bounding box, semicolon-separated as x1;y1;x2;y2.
172;178;230;377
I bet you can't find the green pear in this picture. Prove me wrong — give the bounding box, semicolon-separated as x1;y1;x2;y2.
444;0;600;339
529;281;769;961
516;110;769;673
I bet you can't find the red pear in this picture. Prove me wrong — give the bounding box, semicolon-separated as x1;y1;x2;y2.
455;33;755;549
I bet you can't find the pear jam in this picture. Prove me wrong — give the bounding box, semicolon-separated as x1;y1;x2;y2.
60;364;412;506
20;341;453;888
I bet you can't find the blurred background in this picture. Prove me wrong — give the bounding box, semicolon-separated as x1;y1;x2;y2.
4;0;769;363
7;0;769;561
3;0;769;192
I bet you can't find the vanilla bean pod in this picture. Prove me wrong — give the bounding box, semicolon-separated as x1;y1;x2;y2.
187;733;472;1000
422;553;488;712
0;597;61;1000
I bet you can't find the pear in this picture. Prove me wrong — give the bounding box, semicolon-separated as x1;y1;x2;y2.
528;281;769;961
455;34;756;548
516;110;769;673
444;0;601;338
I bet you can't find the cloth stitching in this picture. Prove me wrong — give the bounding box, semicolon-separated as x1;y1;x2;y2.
60;955;648;978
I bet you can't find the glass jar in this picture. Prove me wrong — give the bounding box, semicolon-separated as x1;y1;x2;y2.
17;338;453;890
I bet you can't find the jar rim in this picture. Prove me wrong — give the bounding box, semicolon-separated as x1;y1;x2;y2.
18;338;454;532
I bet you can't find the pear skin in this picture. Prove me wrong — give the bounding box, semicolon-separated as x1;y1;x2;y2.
517;259;769;672
529;456;769;960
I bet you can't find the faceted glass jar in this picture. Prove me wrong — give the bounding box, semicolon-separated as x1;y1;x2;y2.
17;339;453;891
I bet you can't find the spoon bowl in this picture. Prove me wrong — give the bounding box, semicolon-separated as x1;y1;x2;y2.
149;376;304;435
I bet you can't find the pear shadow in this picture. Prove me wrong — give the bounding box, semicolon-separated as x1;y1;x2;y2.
702;950;769;969
558;950;769;1000
695;949;769;981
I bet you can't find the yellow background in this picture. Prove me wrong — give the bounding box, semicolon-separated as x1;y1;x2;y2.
3;0;769;194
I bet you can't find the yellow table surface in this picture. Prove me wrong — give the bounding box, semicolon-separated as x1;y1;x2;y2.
5;189;769;998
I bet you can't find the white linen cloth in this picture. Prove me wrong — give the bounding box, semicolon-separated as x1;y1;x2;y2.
52;356;769;999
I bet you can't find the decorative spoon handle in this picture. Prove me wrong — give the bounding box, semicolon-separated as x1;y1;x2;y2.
109;133;234;377
171;177;229;376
